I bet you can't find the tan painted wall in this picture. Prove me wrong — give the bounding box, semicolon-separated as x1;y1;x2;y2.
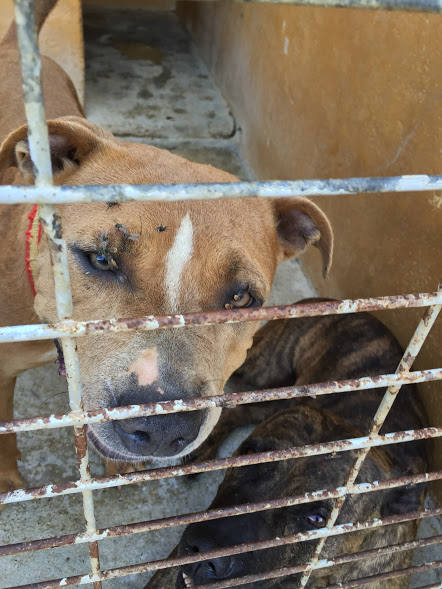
0;0;84;104
177;2;442;473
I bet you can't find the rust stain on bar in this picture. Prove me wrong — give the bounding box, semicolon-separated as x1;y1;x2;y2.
1;292;441;344
0;471;440;557
12;1;103;584
1;428;440;505
8;509;442;588
0;368;441;434
88;542;102;589
322;560;442;589
194;558;442;589
298;294;442;587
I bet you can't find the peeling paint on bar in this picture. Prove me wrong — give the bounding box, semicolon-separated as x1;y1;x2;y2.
195;559;442;589
1;471;440;557
8;509;442;588
1;368;441;434
13;1;102;585
0;175;441;205
0;291;441;343
1;426;440;505
321;560;442;589
230;0;442;14
6;1;442;587
298;292;442;587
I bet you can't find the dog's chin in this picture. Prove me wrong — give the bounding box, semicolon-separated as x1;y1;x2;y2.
86;407;222;465
86;425;149;464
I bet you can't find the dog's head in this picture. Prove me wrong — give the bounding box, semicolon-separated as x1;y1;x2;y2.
174;406;424;588
1;118;333;464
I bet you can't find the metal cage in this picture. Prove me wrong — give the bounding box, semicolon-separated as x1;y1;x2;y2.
0;0;441;587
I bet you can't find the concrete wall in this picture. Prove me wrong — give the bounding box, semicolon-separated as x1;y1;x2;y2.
177;2;442;475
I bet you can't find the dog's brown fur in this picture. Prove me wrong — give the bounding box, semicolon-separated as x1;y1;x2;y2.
0;2;333;494
147;306;428;588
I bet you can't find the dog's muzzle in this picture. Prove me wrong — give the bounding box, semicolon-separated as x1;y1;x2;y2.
115;411;204;457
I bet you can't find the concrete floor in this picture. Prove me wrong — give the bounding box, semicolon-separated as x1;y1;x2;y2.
1;5;440;589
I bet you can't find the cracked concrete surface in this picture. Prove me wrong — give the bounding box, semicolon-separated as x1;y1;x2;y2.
1;5;440;588
84;8;235;140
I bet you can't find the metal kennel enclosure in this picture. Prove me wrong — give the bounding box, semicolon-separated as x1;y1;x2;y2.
0;0;442;586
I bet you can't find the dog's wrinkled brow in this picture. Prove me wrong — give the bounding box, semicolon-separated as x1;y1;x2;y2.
226;253;266;286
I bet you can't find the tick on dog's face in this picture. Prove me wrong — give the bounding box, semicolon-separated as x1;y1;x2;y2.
173;408;422;588
1;118;332;463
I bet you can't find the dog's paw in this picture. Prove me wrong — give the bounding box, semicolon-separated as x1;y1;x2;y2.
0;469;25;510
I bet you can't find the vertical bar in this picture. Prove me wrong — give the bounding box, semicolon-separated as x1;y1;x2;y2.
13;2;102;586
299;284;442;587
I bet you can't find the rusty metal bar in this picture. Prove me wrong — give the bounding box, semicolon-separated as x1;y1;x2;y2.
13;1;102;585
1;368;441;435
1;425;440;505
1;470;440;557
322;561;442;589
208;0;442;13
5;2;442;589
1;291;441;344
0;175;441;205
7;508;442;588
298;289;442;587
194;559;442;589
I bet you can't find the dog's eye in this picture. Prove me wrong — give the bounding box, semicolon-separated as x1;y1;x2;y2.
305;513;326;527
225;290;254;310
89;253;115;271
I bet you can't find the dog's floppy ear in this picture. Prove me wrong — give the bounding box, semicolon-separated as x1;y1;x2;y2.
272;197;333;277
0;117;103;181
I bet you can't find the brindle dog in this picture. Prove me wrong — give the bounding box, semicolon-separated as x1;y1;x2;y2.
146;304;428;588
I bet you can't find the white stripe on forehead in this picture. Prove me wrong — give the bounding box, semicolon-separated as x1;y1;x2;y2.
165;213;194;311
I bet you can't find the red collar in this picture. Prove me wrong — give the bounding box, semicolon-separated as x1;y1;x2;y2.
25;204;42;297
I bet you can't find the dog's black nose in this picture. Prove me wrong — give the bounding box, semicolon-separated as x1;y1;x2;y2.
178;537;233;585
115;411;203;457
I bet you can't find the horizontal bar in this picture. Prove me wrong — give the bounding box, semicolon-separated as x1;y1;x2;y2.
0;291;441;344
1;426;440;505
0;175;441;205
1;470;439;557
195;556;442;589
322;560;442;589
231;0;442;13
1;368;440;434
9;508;442;588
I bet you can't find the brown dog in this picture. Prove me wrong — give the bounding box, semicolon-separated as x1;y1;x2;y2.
0;2;333;495
147;306;428;588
